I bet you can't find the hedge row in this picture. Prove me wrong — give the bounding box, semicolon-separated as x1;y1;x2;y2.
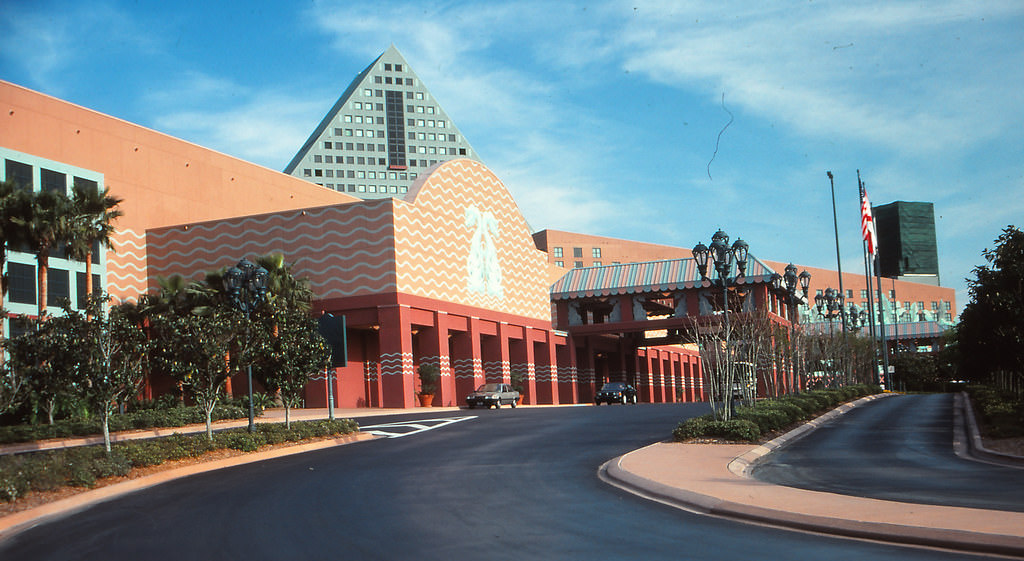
966;385;1024;438
672;384;883;443
0;404;249;445
0;418;359;502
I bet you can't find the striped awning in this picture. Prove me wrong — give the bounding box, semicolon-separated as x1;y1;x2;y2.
550;255;778;300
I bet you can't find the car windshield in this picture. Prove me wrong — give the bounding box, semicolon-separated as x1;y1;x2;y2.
476;383;502;392
600;383;626;391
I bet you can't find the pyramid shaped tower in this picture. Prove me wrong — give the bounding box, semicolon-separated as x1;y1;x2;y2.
285;45;481;199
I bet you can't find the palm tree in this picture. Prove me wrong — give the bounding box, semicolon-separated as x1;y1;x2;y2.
1;180;32;345
10;189;73;318
67;180;123;301
256;253;314;314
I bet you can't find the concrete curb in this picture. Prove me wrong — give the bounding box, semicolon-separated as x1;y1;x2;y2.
955;392;1024;469
0;431;377;541
728;393;896;477
601;393;1024;558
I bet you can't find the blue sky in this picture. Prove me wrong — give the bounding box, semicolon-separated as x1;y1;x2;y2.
3;1;1023;310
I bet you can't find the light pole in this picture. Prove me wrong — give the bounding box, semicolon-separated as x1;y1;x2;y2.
224;258;269;433
693;229;749;413
772;263;810;394
815;287;845;386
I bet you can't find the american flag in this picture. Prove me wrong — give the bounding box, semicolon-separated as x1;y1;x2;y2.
861;185;877;255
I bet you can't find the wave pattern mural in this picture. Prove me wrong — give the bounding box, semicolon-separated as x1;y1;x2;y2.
107;228;148;302
395;160;551;321
146;202;397;298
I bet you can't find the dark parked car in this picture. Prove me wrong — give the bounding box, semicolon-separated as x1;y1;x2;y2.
466;383;520;409
594;382;638;405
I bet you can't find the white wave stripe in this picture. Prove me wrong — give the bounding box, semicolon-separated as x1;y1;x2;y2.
534;365;559;383
451;357;482;380
419;356;453;378
288;245;395;266
147;221;395;251
111;247;147;262
106;270;149;283
145;204;388;241
106;259;147;272
393;230;465;253
510;364;534;381
305;263;397;281
114;228;146;241
411;196;526;234
380;352;414;377
149;245;396;273
557;366;578;384
318;283;398;299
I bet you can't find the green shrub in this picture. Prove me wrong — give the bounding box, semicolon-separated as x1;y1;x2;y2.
733;407;792;434
0;418;360;502
672;416;761;442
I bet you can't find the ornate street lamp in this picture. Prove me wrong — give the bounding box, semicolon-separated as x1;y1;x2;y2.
773;263;810;394
693;230;750;410
815;287;844;333
224;258;269;433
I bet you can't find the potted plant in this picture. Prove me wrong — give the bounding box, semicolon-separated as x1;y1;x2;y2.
417;363;440;407
510;371;526;405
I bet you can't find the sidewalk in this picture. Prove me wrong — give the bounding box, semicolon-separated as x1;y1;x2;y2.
602;394;1024;559
0;406;461;456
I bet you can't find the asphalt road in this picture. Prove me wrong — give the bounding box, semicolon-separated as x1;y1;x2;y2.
753;393;1024;512
0;402;996;560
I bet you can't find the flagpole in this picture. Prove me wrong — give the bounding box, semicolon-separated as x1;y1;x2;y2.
875;253;891;389
827;171;847;332
858;170;880;383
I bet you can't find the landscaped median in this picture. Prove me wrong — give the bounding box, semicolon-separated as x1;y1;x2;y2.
672;384;883;443
0;418;360;504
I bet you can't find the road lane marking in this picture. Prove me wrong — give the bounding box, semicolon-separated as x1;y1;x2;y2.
359;416;477;439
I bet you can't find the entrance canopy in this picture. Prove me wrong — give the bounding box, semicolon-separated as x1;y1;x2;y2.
551;256;778;300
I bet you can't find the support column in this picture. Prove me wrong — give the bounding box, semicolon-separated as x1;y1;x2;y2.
378;305;415;408
535;332;559;405
577;336;596;403
451;317;484;399
419;311;454;407
510;327;535;405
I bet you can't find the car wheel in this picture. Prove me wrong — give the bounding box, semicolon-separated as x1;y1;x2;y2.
620;395;626;405
468;403;475;409
632;395;638;404
494;401;501;409
511;399;517;408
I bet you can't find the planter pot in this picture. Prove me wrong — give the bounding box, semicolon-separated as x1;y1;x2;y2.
418;393;435;407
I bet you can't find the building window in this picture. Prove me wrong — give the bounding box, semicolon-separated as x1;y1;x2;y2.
76;272;101;309
303;169;311;177
552;247;563;258
554;261;564;267
363;89;372;97
5;159;33;190
860;289;868;299
47;268;70;308
41;168;66;194
931;301;938;310
573;247;583;258
592;248;602;258
395;64;403;72
593;261;602;267
574;261;584;268
8;263;35;304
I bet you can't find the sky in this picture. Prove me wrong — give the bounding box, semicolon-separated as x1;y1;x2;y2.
2;0;1022;312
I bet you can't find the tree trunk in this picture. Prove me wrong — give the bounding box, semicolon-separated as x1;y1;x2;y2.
205;401;215;441
102;408;112;453
285;403;291;430
37;248;49;317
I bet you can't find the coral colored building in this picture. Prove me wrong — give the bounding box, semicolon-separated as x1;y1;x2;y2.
2;81;703;408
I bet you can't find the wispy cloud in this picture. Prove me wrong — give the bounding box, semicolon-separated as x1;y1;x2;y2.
150;82;332;170
616;1;1024;156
